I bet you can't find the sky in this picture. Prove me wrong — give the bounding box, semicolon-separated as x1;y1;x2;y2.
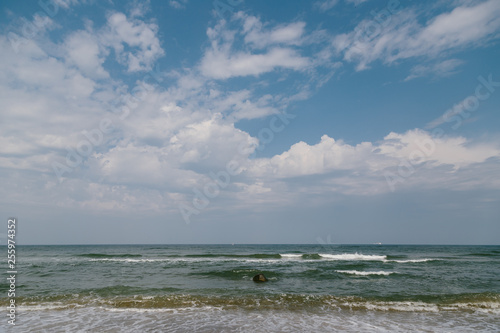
0;0;499;245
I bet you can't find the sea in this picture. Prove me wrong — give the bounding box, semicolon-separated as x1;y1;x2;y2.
1;244;499;332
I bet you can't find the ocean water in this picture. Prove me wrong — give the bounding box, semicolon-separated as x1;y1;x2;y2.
1;244;499;332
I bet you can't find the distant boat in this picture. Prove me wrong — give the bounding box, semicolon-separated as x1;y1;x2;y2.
373;242;382;245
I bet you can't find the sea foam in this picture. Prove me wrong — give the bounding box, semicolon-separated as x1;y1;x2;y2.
280;254;303;259
335;270;396;276
320;253;387;261
387;258;437;263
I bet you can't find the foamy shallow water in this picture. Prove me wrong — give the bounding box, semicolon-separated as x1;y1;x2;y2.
13;306;500;333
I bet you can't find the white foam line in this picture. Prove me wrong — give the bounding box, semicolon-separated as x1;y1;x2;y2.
89;258;284;264
386;259;438;263
89;258;167;263
336;270;396;276
280;254;303;259
18;304;85;311
343;301;441;312
102;305;223;313
333;300;500;314
87;255;437;264
320;253;387;261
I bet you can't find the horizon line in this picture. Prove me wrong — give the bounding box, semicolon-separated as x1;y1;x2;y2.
6;243;500;246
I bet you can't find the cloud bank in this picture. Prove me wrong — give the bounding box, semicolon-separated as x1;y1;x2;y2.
0;1;499;228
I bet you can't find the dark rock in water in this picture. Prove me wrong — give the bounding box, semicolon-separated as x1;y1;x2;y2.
253;274;268;282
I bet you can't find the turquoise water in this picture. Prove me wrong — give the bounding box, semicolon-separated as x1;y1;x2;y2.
1;244;499;332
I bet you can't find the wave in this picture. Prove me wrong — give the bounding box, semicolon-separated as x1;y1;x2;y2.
148;252;387;261
280;254;303;259
181;253;321;260
8;293;499;314
466;252;500;258
77;253;142;258
89;258;167;263
84;253;344;262
385;255;407;260
83;252;441;264
320;253;387;261
184;253;282;259
387;258;438;263
335;270;396;276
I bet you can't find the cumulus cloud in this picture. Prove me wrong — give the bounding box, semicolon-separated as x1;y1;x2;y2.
64;30;109;79
0;25;256;212
377;130;499;170
0;11;162;163
250;135;373;178
101;12;164;72
248;130;500;195
1;3;499;218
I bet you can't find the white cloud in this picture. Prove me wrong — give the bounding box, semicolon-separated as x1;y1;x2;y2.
0;35;97;110
0;26;260;210
52;0;79;9
247;130;500;195
334;0;500;70
377;130;499;170
101;12;164;72
210;90;279;120
314;0;339;12
95;143;204;190
315;0;369;13
412;0;500;55
64;30;109;79
129;0;151;17
0;24;260;210
239;13;306;49
200;16;310;79
404;58;463;81
0;33;112;184
250;135;373;178
169;0;188;10
1;4;498;218
201;46;309;79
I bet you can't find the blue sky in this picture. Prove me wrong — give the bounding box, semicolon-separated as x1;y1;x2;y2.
1;0;499;245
